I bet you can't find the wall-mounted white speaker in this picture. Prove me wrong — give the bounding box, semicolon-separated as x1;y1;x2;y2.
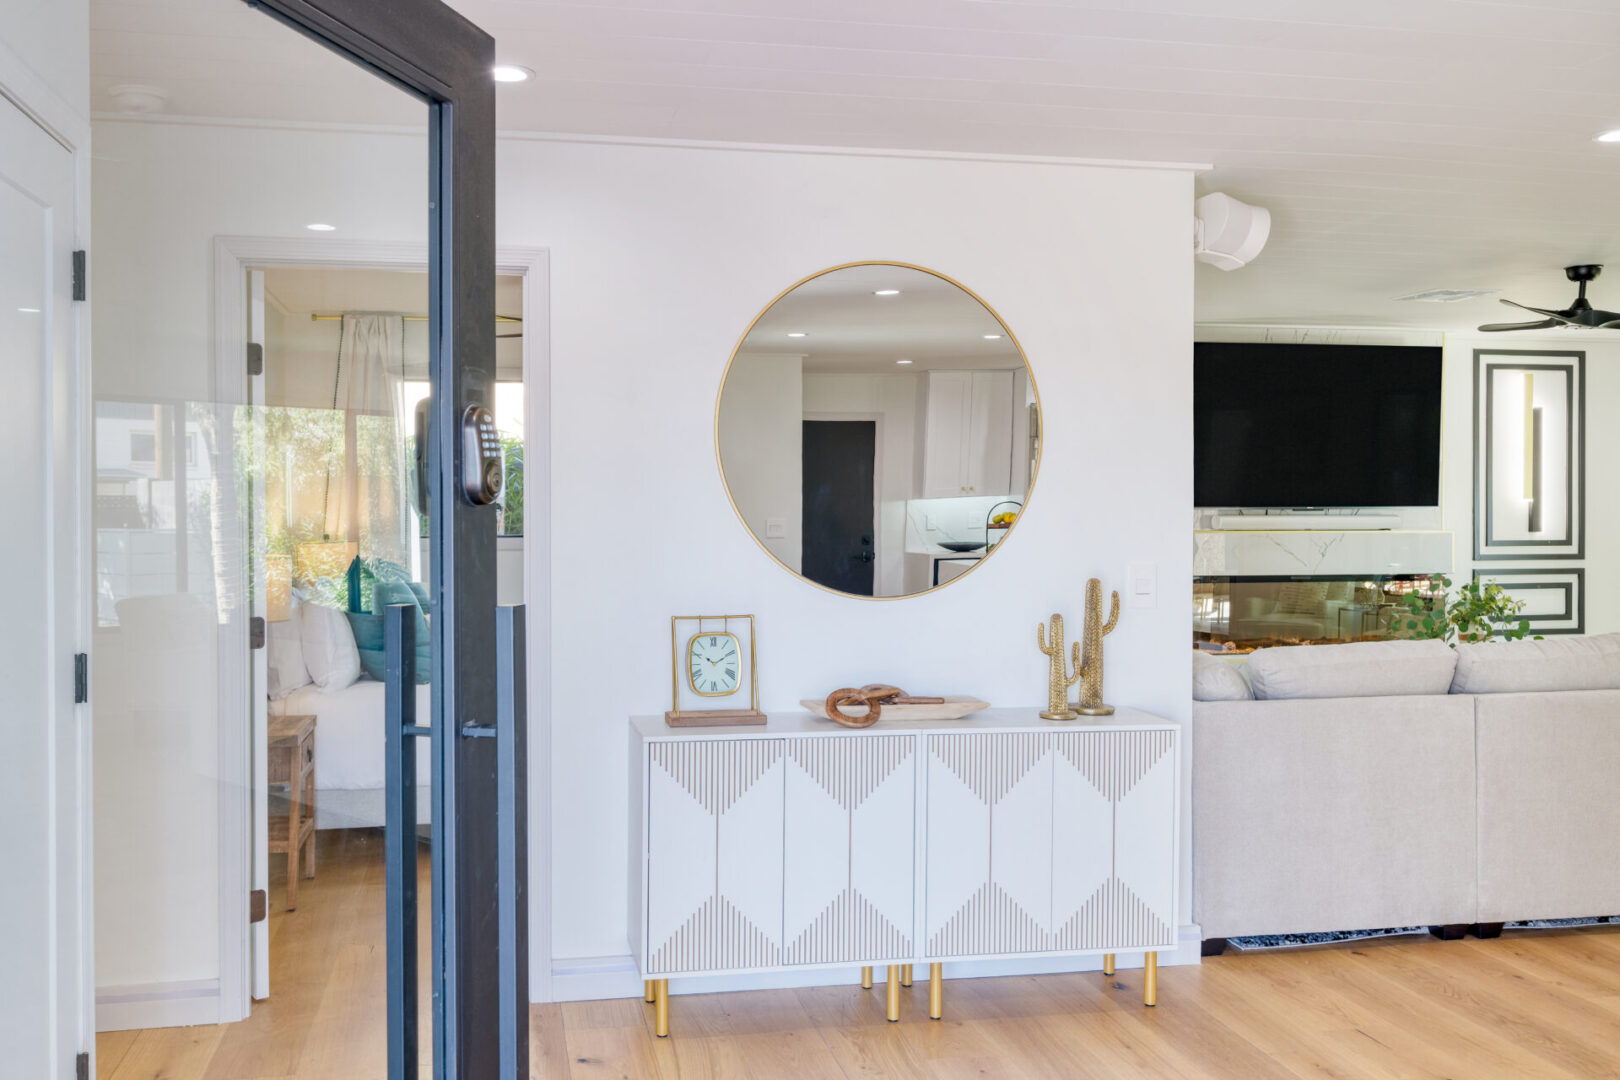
1194;193;1270;271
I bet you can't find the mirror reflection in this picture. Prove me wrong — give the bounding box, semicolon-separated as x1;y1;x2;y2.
717;263;1040;598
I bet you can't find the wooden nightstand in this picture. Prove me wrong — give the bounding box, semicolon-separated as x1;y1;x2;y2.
269;714;317;911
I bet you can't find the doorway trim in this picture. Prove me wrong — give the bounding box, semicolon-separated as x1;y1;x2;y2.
209;236;554;1017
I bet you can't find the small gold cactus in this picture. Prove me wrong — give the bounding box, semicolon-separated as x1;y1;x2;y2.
1075;578;1120;715
1037;613;1081;720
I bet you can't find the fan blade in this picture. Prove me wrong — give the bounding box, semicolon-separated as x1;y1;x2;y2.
1600;319;1620;329
1589;310;1620;327
1498;298;1578;323
1478;319;1562;332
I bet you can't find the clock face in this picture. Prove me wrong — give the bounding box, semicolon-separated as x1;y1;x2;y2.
687;632;742;697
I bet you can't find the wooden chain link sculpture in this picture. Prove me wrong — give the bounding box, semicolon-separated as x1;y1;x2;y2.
823;684;945;728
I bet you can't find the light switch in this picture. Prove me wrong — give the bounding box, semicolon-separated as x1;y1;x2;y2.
1127;561;1157;609
765;517;786;539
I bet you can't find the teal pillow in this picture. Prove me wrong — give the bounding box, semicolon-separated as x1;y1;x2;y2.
347;579;431;683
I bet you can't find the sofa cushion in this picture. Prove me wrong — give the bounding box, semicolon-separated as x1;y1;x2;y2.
1451;633;1620;694
1247;638;1457;700
1193;651;1253;701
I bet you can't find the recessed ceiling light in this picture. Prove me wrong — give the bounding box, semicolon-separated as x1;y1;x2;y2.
18;307;40;313
982;333;1002;340
1596;129;1620;143
787;331;807;338
306;223;336;232
874;289;900;296
492;65;533;83
896;358;913;365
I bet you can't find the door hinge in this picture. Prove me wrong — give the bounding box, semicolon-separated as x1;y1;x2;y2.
250;616;266;650
75;1052;89;1080
247;341;263;377
250;889;267;923
74;653;88;704
72;250;86;302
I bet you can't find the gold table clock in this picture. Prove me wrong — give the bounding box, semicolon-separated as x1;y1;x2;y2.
666;614;765;727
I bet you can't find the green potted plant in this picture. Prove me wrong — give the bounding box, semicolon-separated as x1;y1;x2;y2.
1392;574;1535;646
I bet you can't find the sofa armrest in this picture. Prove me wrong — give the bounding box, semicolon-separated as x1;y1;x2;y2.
1193;695;1477;938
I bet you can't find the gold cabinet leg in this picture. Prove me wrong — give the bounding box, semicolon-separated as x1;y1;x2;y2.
901;964;913;987
886;965;901;1022
655;979;670;1036
861;965;873;989
1102;953;1115;977
1144;952;1158;1007
644;979;656;1003
928;963;943;1020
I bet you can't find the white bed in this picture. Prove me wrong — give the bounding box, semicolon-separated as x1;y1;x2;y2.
271;677;432;829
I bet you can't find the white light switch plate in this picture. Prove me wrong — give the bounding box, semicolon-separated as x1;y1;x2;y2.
765;517;786;539
1127;561;1157;609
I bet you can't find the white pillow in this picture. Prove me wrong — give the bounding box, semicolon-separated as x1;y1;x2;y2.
299;601;361;692
1193;650;1253;701
266;599;311;699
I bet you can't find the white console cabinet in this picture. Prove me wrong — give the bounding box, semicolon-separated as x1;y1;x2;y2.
629;709;1179;1034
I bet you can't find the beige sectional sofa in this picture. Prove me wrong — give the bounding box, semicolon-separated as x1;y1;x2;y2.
1192;635;1620;948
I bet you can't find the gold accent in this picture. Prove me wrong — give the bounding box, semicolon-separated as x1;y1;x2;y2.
1074;579;1120;716
1144;952;1158;1007
654;979;670;1036
685;630;742;697
1037;613;1081;720
1103;953;1115;977
667;615;763;725
644;979;655;1003
886;965;901;1022
901;964;913;987
861;966;873;989
929;963;943;1020
713;261;1045;602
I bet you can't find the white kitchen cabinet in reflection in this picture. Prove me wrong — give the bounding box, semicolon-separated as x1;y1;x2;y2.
922;370;1015;499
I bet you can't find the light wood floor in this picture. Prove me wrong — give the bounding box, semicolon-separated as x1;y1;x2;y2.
99;831;1620;1080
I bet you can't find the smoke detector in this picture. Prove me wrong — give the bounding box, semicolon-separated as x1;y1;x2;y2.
108;85;170;115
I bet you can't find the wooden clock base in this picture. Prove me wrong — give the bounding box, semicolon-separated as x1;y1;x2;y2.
664;708;767;728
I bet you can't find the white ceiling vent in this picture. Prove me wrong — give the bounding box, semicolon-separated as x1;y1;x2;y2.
108;84;169;114
1392;288;1498;303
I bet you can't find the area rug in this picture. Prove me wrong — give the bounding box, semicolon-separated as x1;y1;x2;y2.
1230;915;1613;951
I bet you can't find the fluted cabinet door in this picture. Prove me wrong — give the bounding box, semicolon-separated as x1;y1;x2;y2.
645;739;785;975
783;735;915;965
925;732;1055;957
1051;730;1177;950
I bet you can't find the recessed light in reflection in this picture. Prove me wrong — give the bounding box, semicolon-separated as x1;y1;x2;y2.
492;65;533;83
18;307;41;313
1596;129;1620;143
983;333;1002;340
896;359;913;365
874;289;900;296
787;331;807;338
306;223;336;232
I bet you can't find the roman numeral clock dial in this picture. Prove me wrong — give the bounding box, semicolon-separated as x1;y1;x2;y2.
687;633;741;696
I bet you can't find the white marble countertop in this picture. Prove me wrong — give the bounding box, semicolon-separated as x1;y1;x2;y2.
631;706;1176;741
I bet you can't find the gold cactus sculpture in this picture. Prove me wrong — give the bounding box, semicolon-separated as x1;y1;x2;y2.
1075;578;1121;715
1037;614;1081;720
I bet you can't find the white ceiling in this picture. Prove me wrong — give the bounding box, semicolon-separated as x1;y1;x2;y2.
90;0;1620;329
739;263;1025;373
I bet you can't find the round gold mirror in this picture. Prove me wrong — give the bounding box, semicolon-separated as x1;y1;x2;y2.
716;262;1041;599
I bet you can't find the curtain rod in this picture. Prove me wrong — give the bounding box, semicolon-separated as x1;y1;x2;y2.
310;313;522;323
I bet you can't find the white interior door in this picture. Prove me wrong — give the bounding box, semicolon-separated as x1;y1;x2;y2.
0;96;86;1077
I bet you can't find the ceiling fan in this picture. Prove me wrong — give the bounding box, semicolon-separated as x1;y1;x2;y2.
1479;264;1620;331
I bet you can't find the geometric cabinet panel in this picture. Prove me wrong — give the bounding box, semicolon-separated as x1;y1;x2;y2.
783;735;914;965
646;739;784;975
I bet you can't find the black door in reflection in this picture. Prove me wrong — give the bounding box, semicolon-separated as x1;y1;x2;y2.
803;420;876;596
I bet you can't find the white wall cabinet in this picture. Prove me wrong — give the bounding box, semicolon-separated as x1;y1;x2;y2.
630;710;1178;986
922;370;1016;497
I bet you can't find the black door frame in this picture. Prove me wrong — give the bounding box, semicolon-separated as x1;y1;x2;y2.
239;3;522;1078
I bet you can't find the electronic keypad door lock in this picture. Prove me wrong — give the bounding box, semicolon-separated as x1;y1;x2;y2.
461;404;503;505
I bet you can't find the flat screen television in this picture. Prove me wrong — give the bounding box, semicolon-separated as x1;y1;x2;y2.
1194;342;1443;508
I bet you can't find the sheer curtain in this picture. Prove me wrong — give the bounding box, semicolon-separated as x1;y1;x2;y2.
326;313;412;577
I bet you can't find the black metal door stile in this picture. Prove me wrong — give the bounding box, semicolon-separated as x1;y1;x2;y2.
239;2;525;1078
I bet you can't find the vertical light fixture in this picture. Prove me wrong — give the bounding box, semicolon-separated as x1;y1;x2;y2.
1523;372;1543;533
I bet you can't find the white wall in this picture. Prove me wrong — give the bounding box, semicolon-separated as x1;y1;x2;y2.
91;119;1196;996
0;0;89;124
716;353;803;571
1441;333;1618;635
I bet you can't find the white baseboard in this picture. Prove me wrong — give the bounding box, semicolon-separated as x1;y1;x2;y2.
96;978;222;1031
548;925;1202;1003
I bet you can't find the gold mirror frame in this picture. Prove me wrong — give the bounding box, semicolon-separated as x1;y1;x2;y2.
714;260;1044;601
